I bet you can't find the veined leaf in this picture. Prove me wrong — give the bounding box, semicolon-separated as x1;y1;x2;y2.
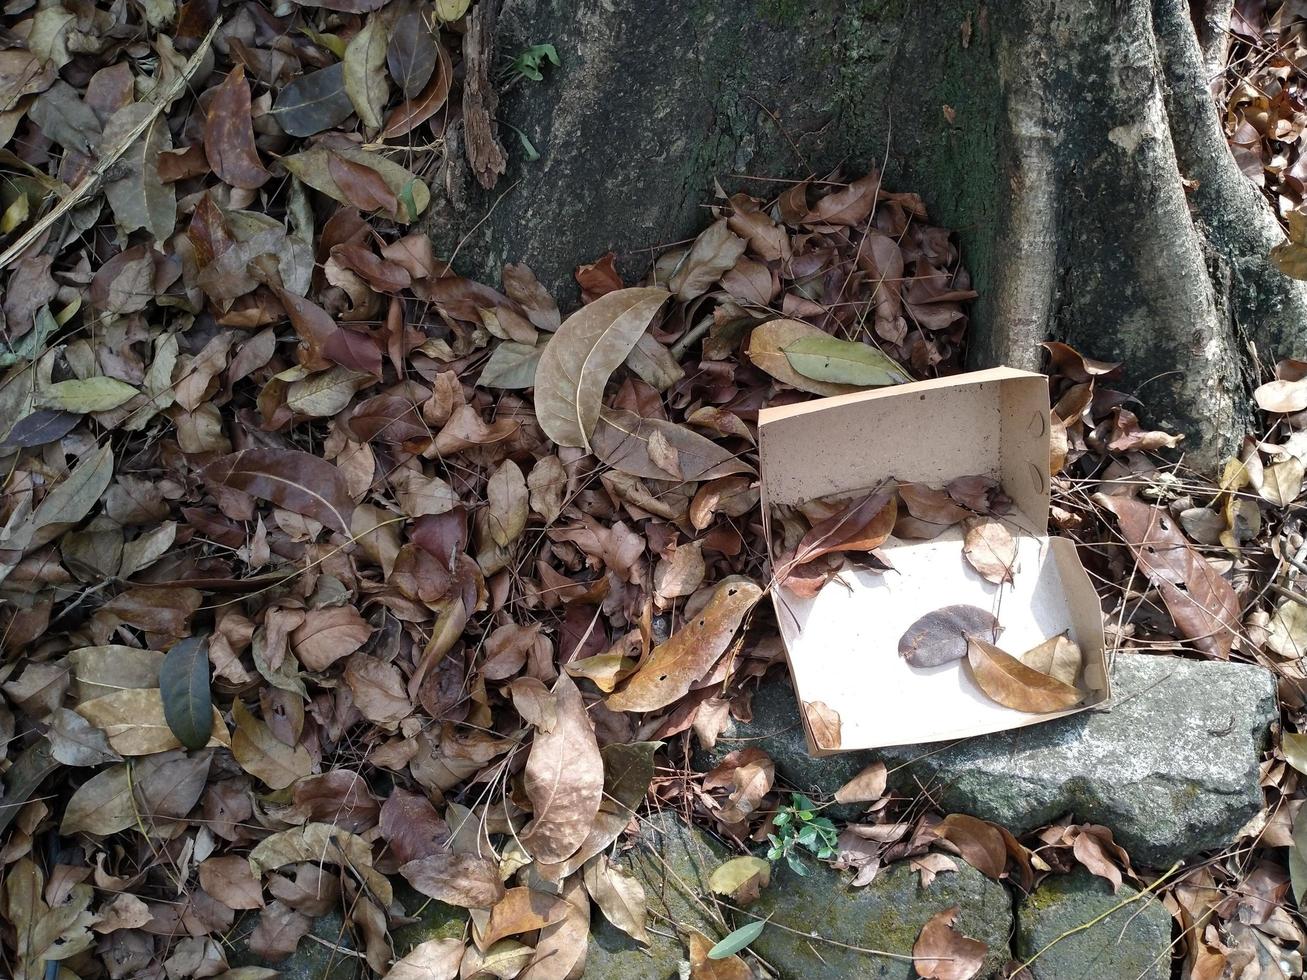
708;919;766;959
966;637;1082;713
533;287;669;450
746;319;861;397
781;335;909;387
160;634;212;750
201;448;355;535
41;377;139;412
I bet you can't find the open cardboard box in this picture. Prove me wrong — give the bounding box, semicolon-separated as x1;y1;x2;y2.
758;366;1110;753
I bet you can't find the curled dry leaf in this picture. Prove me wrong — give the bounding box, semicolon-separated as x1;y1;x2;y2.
936;814;1007;880
1096;494;1239;658
1020;632;1082;688
249;822;393;905
689;928;754;980
607;578;762;712
803;700;842;750
961;518;1016;585
477;886;568;949
533;287;670;450
786;486;896;572
520;673;604;864
912;905;987;980
966;638;1081;713
582;855;649;944
899;605;1001;668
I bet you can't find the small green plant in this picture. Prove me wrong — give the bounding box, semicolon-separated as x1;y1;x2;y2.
505;43;559;83
766;793;838;875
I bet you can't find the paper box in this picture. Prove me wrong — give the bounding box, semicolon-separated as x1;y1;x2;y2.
758;366;1109;752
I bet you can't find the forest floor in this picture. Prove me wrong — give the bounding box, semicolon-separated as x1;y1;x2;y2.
0;1;1305;979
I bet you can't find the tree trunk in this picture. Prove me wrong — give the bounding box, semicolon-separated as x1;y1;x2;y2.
423;0;1307;465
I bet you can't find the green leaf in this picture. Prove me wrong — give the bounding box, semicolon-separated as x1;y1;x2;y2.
41;377;139;413
707;919;766;960
160;634;213;751
781;335;910;387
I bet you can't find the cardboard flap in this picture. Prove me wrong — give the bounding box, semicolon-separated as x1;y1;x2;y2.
758;368;1052;532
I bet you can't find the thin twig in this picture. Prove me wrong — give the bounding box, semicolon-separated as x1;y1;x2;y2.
0;19;224;272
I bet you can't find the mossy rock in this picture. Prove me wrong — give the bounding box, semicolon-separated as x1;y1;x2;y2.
388;880;467;956
746;857;1013;979
226;909;361;980
582;809;732;979
1015;869;1171;980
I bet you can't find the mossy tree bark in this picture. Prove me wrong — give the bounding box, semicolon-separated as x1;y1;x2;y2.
423;0;1307;464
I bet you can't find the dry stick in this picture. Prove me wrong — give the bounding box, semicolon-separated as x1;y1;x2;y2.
1014;860;1184;975
0;19;223;273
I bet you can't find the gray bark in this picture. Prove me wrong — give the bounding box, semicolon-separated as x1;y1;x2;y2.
422;0;1307;465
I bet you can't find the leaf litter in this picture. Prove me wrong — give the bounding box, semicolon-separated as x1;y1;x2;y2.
0;0;1298;973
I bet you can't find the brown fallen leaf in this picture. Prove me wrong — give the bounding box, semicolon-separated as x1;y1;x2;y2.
804;700;842;750
966;638;1082;713
1096;494;1239;659
202;448;356;536
520;673;604;864
936;814;1007;880
899;605;1002;668
475;886;568;950
606;578;762;712
399;852;505;909
961;518;1016;585
388;938;464;980
582;855;649;944
785;486;897;573
203;65;269;190
834;761;888;804
1020;632;1082;688
912;905;987;980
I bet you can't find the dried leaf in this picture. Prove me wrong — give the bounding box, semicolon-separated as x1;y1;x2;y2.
787;487;896;571
1020;633;1082;687
746;319;861;397
75;688;229;755
898;605;1002;668
937;814;1006;879
669;219;747;300
400;852;505;909
231;699;313;790
690;928;754;979
204;65;269;189
803;700;842;749
966;638;1081;713
389;938;464;980
270;64;353;137
1255;379;1307;414
521;673;604;863
487;460;528;547
534;287;670;450
477;887;568;949
249;823;392;905
707;856;771;904
41;377;139;412
203;448;355;535
607;579;762;712
344;18;388;131
912;906;987;980
45;707;120;767
101;103;175;241
961;518;1016;584
582;855;649;944
1097;495;1239;658
834;762;888;805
